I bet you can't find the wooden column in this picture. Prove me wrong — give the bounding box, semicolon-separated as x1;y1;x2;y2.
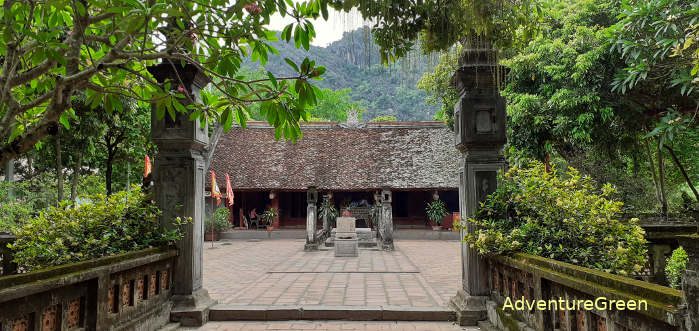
271;192;280;229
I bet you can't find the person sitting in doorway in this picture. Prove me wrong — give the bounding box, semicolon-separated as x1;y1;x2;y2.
249;208;260;229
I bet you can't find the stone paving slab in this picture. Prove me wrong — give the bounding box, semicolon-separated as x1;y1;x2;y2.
180;321;480;330
269;248;419;273
203;240;460;308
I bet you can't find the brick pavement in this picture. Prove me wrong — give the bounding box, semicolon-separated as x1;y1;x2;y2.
181;321;479;330
203;240;461;308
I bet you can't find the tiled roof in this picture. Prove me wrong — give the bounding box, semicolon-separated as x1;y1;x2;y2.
208;122;460;191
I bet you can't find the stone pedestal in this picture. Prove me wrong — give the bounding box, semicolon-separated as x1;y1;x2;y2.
335;217;358;257
305;187;319;251
679;234;699;330
379;190;394;251
148;62;215;326
449;290;488;326
335;238;359;257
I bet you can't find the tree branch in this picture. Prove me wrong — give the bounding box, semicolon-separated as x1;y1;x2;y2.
204;122;224;171
10;58;58;87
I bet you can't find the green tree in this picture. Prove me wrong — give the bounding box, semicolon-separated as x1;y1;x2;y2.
0;0;330;165
310;88;360;122
607;0;699;207
417;45;461;128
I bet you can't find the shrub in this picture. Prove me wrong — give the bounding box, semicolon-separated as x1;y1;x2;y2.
205;207;232;234
426;199;448;225
9;187;187;271
666;247;688;289
461;162;647;276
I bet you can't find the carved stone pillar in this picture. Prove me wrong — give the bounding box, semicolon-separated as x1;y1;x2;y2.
305;187;318;251
379;189;394;251
147;62;215;326
449;46;506;326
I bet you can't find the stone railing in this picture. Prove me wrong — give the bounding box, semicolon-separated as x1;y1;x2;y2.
0;234;17;276
0;247;177;331
485;253;686;331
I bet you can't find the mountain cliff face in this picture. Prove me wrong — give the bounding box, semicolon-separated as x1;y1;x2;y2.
249;27;440;121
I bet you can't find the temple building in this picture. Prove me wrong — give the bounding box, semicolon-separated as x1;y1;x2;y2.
207;121;461;229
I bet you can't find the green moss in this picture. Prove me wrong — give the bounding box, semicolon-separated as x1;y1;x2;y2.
0;247;176;289
496;307;524;331
492;253;683;323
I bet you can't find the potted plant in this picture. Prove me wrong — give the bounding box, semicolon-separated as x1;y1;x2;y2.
260;207;278;231
318;200;338;228
426;199;448;231
205;207;232;241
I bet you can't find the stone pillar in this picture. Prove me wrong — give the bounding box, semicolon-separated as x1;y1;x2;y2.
679;235;699;330
305;187;318;251
379;189;394;251
147;62;215;326
448;46;507;326
650;244;672;284
374;192;382;237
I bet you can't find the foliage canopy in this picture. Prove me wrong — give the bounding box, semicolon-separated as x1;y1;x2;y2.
0;0;331;165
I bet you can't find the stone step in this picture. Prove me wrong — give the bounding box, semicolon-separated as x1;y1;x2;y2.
209;305;456;322
156;322;181;331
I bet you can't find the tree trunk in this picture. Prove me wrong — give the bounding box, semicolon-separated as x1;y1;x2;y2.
665;145;699;202
106;154;113;196
644;139;662;207
70;153;83;202
632;149;639;180
657;138;668;218
544;154;551;173
55;135;64;202
4;158;14;200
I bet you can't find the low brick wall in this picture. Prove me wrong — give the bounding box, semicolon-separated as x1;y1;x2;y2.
0;247;177;331
486;253;686;331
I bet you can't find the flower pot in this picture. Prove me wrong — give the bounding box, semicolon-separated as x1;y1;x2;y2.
432;225;441;231
204;233;220;241
266;226;274;232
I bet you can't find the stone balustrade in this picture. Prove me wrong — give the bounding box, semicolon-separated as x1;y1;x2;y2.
482;253;686;331
0;247;177;331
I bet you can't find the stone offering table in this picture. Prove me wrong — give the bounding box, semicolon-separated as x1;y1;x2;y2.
334;217;358;257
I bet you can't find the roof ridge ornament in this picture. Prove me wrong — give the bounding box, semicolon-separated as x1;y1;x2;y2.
338;108;366;128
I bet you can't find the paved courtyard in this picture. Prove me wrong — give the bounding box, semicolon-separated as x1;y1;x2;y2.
182;321;479;330
203;240;461;308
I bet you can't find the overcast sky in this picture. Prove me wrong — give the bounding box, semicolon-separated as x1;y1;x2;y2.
268;7;366;47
